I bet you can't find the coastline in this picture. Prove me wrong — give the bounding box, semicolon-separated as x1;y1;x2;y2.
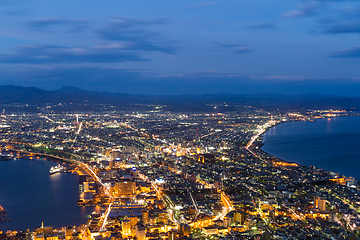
257;116;360;179
0;157;93;232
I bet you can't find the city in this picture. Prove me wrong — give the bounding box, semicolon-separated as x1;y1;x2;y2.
0;108;359;239
1;0;360;239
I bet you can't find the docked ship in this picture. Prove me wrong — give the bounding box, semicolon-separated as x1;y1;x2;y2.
49;164;64;174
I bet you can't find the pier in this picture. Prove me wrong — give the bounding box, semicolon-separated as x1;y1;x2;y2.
0;205;11;222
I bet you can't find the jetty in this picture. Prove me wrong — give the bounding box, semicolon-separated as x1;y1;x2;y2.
0;205;11;221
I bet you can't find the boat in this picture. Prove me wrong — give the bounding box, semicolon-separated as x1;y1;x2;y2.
0;153;13;158
49;164;64;174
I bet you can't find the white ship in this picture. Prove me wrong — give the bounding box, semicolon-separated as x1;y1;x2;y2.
49;164;64;174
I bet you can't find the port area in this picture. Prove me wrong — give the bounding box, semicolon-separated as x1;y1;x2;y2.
0;205;11;222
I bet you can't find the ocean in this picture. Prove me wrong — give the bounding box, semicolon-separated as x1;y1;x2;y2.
262;116;360;179
0;158;94;232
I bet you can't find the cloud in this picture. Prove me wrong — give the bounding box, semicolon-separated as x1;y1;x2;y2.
319;5;360;34
96;18;175;53
324;20;360;34
0;45;146;64
2;10;27;16
283;0;324;18
185;1;221;7
27;18;89;33
330;45;360;58
0;67;144;91
212;42;254;54
247;23;275;29
235;47;253;54
0;66;359;95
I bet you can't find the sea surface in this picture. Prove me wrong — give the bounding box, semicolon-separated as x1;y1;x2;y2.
0;158;94;231
262;116;360;179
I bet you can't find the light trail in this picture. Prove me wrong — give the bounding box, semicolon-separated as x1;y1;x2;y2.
100;202;113;231
78;161;113;198
40;115;55;122
150;181;180;224
188;189;200;217
138;172;180;225
71;122;83;148
214;192;232;220
245;127;265;150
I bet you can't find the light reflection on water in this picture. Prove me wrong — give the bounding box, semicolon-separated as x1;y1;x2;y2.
0;159;95;231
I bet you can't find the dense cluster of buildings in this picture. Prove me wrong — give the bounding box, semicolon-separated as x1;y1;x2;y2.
0;108;359;239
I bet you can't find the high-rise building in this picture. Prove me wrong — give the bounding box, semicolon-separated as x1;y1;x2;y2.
197;154;216;164
111;150;121;160
135;224;146;240
109;160;114;169
129;215;138;228
157;211;168;223
315;196;326;212
214;180;223;190
188;174;197;184
167;230;177;240
122;217;131;237
114;181;136;197
179;224;191;237
142;210;149;224
125;146;137;153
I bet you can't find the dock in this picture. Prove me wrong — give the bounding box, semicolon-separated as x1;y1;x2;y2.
0;205;11;221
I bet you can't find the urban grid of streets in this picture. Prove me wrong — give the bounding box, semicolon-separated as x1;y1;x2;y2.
1;107;360;240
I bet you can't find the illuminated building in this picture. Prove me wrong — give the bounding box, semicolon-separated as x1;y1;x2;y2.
114;181;136;197
139;182;151;193
229;210;245;225
167;230;177;240
109;160;114;169
79;191;94;203
315;196;326;212
189;206;196;216
142;209;149;224
223;216;231;227
149;215;156;225
204;226;219;236
110;150;121;160
157;211;168;223
179;224;191;237
121;217;131;237
125;146;137;153
78;174;90;194
83;182;95;192
214;180;223;190
129;215;138;228
135;224;146;240
197;154;216;164
188;174;197;184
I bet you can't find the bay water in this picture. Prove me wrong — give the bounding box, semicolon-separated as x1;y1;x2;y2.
0;158;94;232
262;116;360;179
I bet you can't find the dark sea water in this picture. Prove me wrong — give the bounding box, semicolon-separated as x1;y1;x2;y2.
0;158;94;232
262;116;360;179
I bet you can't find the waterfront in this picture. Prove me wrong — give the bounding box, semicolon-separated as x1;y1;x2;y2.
262;116;360;179
0;158;94;232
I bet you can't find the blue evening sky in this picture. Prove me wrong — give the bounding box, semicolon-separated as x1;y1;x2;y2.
0;0;360;95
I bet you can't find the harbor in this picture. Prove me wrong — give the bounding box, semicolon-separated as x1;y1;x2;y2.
0;157;95;231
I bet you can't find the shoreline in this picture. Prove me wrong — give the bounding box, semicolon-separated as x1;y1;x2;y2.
0;157;92;232
257;115;359;179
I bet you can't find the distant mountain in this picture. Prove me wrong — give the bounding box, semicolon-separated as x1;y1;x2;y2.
0;85;359;112
55;86;88;93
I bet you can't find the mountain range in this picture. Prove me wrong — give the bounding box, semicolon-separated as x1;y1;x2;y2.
0;85;359;112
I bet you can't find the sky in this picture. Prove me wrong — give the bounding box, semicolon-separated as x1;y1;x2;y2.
0;0;360;95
